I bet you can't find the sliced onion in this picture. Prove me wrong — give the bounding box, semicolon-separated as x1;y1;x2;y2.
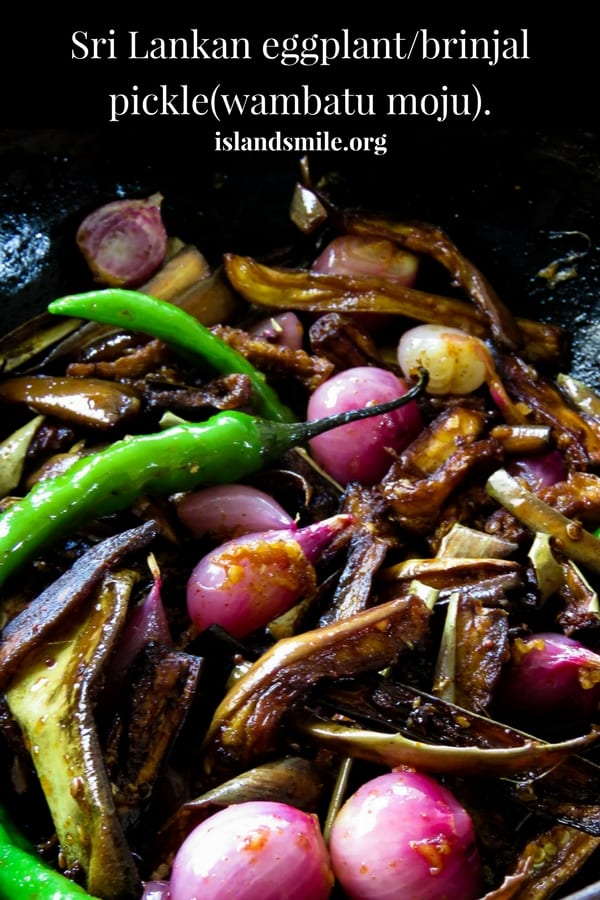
177;484;294;540
76;192;168;287
108;555;171;684
169;801;333;900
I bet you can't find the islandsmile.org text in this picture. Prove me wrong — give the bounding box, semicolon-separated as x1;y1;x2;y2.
214;130;388;156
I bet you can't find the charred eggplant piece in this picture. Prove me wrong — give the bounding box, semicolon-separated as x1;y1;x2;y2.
0;312;82;376
432;591;510;713
109;643;203;832
5;569;142;899
0;415;43;498
499;355;600;468
224;255;566;364
201;590;433;776
211;323;334;393
339;212;523;351
319;483;403;625
0;520;157;680
314;677;600;831
503;826;600;899
0;375;141;430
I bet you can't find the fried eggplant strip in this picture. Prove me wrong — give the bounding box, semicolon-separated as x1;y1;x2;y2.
319;483;402;625
0;375;141;430
211;323;334;392
432;592;510;712
0;520;158;686
0;313;82;375
558;372;600;420
499;355;600;467
341;213;523;351
201;591;432;775
224;255;566;364
308;312;384;370
139;243;211;301
502;826;600;899
386;405;488;477
317;678;600;832
0;415;44;499
110;643;204;832
382;439;504;535
381;557;522;589
5;569;141;899
557;561;600;636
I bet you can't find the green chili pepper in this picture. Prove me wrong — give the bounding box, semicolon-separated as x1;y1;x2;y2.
48;289;295;423
0;371;427;592
0;801;99;899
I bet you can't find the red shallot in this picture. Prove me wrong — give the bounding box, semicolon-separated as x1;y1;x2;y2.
311;235;418;285
249;311;304;350
509;449;568;491
328;769;482;900
495;631;600;736
76;193;168;287
168;801;333;900
307;366;423;486
177;484;294;540
186;514;354;638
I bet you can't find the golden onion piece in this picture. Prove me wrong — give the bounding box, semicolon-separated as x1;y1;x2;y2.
397;323;490;395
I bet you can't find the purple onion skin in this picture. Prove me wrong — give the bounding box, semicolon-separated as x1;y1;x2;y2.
76;193;168;288
177;484;294;541
250;311;304;350
509;449;568;491
311;235;418;285
186;514;353;638
307;367;423;486
141;881;171;900
329;769;482;900
108;572;172;686
495;632;600;736
169;801;334;900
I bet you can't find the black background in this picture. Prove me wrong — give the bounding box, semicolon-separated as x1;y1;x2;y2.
2;15;595;138
1;15;599;385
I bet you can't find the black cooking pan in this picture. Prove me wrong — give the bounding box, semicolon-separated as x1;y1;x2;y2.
1;124;599;384
1;122;600;899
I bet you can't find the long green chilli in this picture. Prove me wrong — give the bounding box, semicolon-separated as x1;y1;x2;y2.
0;371;427;592
0;801;99;899
48;289;296;423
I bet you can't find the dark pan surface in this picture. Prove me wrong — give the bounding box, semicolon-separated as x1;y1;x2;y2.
1;126;599;385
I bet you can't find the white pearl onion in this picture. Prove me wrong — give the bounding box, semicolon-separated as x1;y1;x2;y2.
397;324;489;395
